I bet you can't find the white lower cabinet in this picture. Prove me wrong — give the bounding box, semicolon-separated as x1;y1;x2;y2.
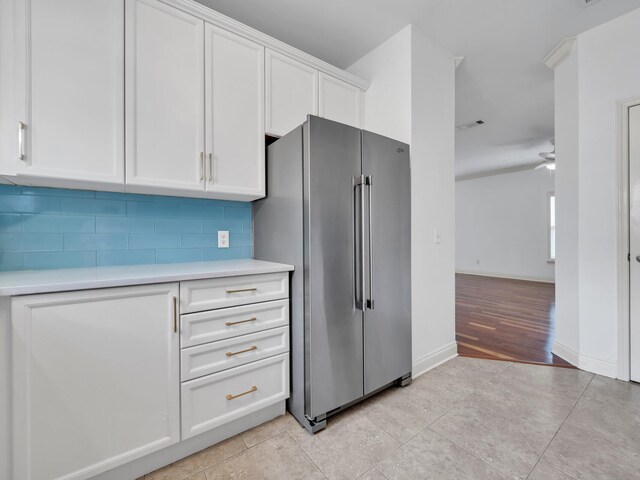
9;269;291;480
11;283;180;480
181;353;289;439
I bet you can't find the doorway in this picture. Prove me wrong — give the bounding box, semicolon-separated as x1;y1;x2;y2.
629;104;640;382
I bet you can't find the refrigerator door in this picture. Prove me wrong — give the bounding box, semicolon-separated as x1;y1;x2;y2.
305;116;364;419
362;131;412;395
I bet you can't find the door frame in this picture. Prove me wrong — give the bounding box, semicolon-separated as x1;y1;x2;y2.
617;96;640;381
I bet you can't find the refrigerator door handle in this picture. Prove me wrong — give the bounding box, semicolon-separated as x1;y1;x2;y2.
354;175;366;311
366;175;374;310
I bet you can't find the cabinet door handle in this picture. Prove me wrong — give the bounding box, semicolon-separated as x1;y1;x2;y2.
200;152;205;181
226;385;257;400
226;345;257;357
225;316;257;326
225;287;257;294
208;153;213;182
18;121;26;161
172;296;178;333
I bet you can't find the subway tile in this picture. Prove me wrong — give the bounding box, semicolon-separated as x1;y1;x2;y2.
97;250;156;267
0;234;63;252
23;215;95;233
95;191;154;202
230;232;252;247
64;234;128;251
156;248;203;264
127;201;180;218
61;198;125;216
22;187;95;198
243;217;252;233
0;186;254;271
96;217;154;234
23;251;96;270
0;253;23;271
202;219;243;233
0;194;61;214
129;234;180;249
224;206;251;221
0;185;22;195
180;204;224;219
155;218;202;234
203;247;246;261
0;214;23;233
181;234;218;249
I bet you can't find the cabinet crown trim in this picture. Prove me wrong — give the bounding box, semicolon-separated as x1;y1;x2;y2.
157;0;370;90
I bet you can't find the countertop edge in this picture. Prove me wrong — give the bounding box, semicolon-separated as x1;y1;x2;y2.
0;260;294;297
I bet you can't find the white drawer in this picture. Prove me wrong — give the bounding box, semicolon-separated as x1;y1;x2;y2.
181;353;289;439
180;272;288;314
181;299;289;348
181;326;289;381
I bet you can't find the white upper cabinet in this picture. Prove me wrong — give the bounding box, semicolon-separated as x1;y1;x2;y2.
125;0;205;192
319;72;363;128
265;49;318;137
12;283;180;480
1;0;368;199
205;25;265;199
9;0;124;186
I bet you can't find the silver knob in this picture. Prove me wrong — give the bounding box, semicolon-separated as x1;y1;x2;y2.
636;255;640;263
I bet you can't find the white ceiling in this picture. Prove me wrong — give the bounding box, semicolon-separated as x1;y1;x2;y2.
195;0;640;177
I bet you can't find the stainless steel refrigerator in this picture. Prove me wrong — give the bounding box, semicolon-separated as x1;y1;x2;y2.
253;115;411;433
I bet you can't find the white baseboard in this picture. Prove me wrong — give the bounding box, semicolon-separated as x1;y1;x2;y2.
412;342;458;379
579;354;617;378
553;341;617;378
455;270;555;284
552;341;579;367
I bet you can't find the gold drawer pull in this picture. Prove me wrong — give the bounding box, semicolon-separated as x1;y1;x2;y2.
226;345;257;357
226;287;258;294
225;316;257;326
226;386;257;401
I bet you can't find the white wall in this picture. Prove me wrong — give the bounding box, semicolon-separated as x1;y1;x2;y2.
348;26;412;145
456;168;555;282
554;7;640;377
349;25;457;375
554;48;581;362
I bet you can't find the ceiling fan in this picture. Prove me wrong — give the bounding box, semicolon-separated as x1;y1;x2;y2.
535;140;556;170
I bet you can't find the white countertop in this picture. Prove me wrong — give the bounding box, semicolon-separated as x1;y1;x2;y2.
0;259;294;296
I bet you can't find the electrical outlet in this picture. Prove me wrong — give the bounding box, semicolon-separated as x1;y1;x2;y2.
218;230;229;248
434;229;441;245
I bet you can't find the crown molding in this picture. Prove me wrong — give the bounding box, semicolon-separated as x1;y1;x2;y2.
543;37;577;70
157;0;370;90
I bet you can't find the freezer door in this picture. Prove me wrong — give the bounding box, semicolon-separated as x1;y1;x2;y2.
362;131;412;394
305;116;364;419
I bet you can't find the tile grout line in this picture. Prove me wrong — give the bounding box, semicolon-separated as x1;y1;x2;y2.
523;374;595;480
413;361;529;479
371;364;512;477
284;430;329;479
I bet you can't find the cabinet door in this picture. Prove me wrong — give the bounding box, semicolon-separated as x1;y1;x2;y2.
12;283;180;480
205;24;265;200
265;50;318;137
318;72;363;128
126;0;205;192
11;0;124;185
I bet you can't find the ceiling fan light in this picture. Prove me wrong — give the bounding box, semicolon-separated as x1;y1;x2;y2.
546;163;556;170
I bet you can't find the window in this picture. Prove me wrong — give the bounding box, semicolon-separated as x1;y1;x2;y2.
548;193;556;261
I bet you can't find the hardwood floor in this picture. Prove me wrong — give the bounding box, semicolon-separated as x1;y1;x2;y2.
456;273;573;367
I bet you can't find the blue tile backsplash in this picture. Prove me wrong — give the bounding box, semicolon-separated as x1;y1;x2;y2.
0;185;253;271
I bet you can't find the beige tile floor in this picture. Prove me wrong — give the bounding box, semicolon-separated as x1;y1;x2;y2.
143;357;640;480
